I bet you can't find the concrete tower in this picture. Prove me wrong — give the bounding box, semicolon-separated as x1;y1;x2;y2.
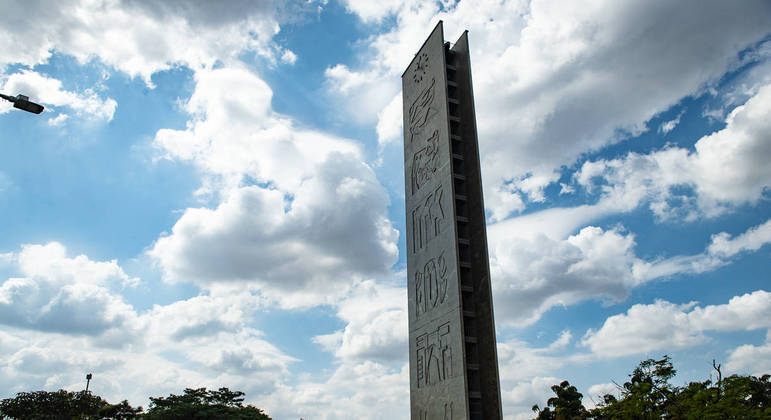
403;21;502;420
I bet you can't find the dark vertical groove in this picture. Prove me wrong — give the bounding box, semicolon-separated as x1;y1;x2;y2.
446;32;503;420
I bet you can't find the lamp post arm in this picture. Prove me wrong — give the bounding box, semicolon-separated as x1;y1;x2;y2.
1;93;45;114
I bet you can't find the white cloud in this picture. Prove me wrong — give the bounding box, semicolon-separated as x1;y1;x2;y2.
376;92;402;146
148;157;399;308
581;291;771;357
325;64;400;126
497;333;581;384
0;242;137;335
0;242;296;408
47;113;69;126
313;280;407;362
280;49;297;65
0;326;291;408
339;0;413;23
586;382;620;400
489;218;771;326
14;242;134;286
496;332;595;420
154;66;361;191
323;0;443;127
575;82;771;220
141;293;259;342
581;300;705;357
708;219;771;257
688;292;771;331
658;110;684;134
0;0;311;85
1;70;116;121
725;332;771;376
150;66;399;308
584;383;620;410
263;361;409;420
330;0;771;219
490;226;643;326
503;376;559;420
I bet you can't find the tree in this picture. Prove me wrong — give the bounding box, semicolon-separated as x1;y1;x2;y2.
0;389;140;420
142;387;272;420
532;380;587;420
0;386;272;420
672;374;771;419
100;400;144;419
592;355;679;419
532;356;771;420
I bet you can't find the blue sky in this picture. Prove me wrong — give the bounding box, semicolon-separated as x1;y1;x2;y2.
0;1;769;419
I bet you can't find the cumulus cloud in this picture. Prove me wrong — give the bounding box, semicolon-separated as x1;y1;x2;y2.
503;376;560;420
497;332;578;382
263;361;409;420
583;382;623;411
725;331;771;376
280;49;297;65
376;92;403;146
339;0;414;23
489;217;771;326
0;242;295;407
495;332;596;419
47;113;70;126
575;82;771;220
0;327;291;408
481;80;771;328
148;157;398;308
581;290;771;357
490;226;644;326
333;0;771;219
154;66;361;191
142;294;258;341
658;110;684;135
323;0;443;128
0;242;137;335
0;0;316;84
1;70;116;121
313;280;407;362
708;218;771;257
150;66;398;308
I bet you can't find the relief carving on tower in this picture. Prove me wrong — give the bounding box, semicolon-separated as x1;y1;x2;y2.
408;77;436;143
418;402;454;420
411;129;440;195
411;184;445;253
415;250;448;318
416;322;453;388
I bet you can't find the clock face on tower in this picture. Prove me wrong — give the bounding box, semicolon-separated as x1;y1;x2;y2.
413;52;429;84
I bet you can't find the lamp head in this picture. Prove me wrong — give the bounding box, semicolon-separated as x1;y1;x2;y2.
13;95;44;114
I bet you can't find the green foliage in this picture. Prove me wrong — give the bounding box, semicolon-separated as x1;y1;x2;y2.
532;380;587;420
671;374;771;419
593;355;679;419
142;387;271;420
532;356;771;420
0;389;140;420
0;387;271;420
100;400;144;419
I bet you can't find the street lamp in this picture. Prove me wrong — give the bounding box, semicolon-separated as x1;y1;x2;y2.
0;93;44;114
86;373;93;392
